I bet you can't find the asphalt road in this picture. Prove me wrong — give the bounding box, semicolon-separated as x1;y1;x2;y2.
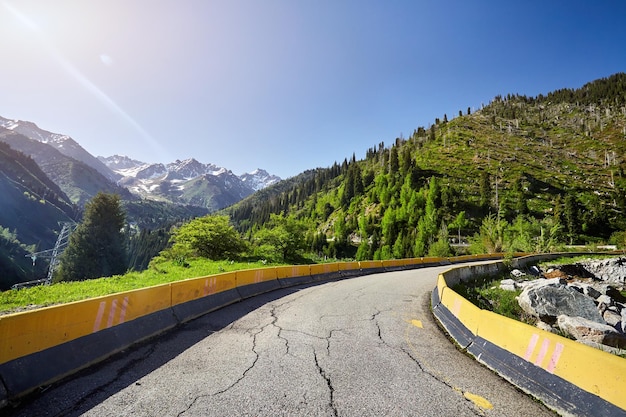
6;265;557;417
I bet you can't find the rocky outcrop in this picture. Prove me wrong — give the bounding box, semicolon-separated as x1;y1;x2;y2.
517;280;605;324
499;257;626;351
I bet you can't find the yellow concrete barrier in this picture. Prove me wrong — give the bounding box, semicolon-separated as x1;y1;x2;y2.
382;259;404;268
405;258;424;267
339;261;360;272
358;260;383;270
440;286;482;336
275;265;311;279
421;256;444;264
477;310;626;410
310;263;339;275
171;272;237;306
0;283;172;365
235;267;278;286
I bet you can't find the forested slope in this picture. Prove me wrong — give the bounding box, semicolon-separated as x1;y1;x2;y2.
227;73;626;259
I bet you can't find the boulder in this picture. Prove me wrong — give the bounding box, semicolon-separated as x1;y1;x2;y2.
557;315;626;349
510;269;526;278
596;294;613;306
535;321;556;333
603;309;622;327
517;283;604;324
499;279;517;291
579;257;626;284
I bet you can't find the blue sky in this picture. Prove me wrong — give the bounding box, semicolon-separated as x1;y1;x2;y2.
1;1;625;178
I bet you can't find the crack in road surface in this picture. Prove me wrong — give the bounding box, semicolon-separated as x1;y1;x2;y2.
313;350;338;417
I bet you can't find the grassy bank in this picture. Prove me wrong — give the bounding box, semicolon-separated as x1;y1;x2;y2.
0;259;282;315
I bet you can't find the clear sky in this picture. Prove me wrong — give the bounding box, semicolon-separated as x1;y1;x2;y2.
1;1;625;178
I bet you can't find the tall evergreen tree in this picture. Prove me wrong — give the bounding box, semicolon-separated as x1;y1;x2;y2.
55;193;126;282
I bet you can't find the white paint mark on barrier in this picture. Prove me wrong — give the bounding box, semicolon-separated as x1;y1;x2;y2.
94;297;129;333
119;297;129;324
93;301;106;332
204;278;216;296
107;299;118;328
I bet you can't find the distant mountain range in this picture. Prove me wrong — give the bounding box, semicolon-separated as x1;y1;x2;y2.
0;116;281;210
98;155;281;211
0;115;281;288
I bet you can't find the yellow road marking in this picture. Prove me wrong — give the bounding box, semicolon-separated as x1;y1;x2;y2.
410;319;423;328
463;392;494;410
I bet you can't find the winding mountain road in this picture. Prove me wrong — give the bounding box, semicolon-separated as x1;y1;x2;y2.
9;265;556;416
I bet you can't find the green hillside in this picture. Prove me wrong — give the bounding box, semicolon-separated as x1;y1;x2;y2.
0;142;78;288
227;73;626;258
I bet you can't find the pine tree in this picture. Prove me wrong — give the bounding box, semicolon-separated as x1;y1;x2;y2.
54;193;127;282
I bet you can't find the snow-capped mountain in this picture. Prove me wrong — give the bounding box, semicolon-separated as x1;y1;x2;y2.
99;155;281;211
0;116;119;182
241;169;282;191
0;113;281;212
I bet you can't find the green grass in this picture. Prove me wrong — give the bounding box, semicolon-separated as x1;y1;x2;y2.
538;254;621;268
452;274;533;323
0;259;283;315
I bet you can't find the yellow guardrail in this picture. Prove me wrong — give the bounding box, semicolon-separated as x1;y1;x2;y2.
435;254;626;414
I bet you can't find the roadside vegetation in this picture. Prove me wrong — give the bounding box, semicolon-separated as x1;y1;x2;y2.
451;274;534;323
0;259;279;315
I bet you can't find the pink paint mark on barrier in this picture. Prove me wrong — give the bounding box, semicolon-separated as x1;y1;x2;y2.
547;342;564;373
107;299;118;328
255;271;262;283
93;301;106;333
524;334;539;361
534;338;550;366
119;297;129;324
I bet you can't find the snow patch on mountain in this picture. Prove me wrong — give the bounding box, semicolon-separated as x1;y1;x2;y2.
241;168;282;191
99;155;281;209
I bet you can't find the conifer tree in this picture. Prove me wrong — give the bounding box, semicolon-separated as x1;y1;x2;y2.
55;193;126;282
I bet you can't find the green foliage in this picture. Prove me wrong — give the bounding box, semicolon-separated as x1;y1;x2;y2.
159;214;247;262
253;213;308;262
452;275;530;322
55;193;127;282
0;258;278;315
222;73;626;263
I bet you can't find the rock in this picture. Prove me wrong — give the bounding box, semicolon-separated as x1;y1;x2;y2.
603;309;622;327
557;315;626;349
500;279;517;291
522;277;567;290
543;269;568;279
536;321;556;333
528;265;541;276
575;284;602;299
579;257;626;284
596;294;613;306
517;283;605;324
510;269;526;278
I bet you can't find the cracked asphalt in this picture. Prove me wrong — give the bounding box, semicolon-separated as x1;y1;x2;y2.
6;266;557;417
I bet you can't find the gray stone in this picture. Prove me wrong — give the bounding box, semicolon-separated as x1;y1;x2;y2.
510;269;526;278
603;309;622;327
579;257;626;284
517;283;605;324
580;284;602;299
535;320;556;333
500;279;517;291
557;315;626;348
596;294;613;306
